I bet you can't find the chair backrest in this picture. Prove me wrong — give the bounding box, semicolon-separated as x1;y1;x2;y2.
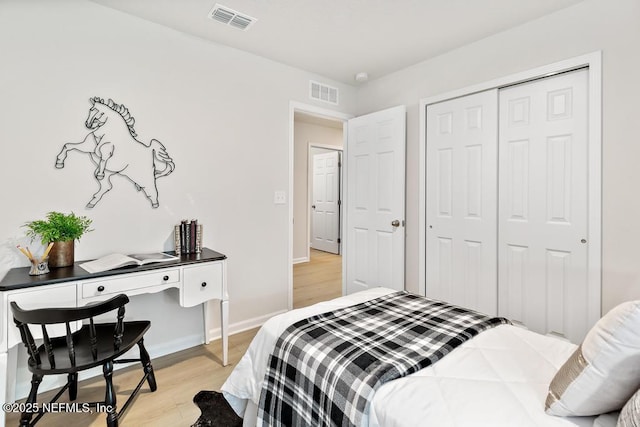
11;294;129;368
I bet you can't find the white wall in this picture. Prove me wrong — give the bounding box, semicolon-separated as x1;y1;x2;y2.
0;0;356;395
356;0;640;312
293;120;343;261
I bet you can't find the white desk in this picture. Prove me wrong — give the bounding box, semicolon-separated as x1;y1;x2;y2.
0;248;227;426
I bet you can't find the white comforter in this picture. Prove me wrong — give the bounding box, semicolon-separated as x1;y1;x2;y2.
221;288;596;426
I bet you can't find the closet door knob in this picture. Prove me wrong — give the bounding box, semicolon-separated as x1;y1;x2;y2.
391;220;400;227
201;282;207;288
163;275;169;281
97;285;105;292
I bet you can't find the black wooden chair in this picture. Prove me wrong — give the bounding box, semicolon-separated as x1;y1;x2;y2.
10;294;157;427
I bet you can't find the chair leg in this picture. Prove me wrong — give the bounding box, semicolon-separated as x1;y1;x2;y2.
68;373;78;401
137;338;157;392
103;360;118;427
19;374;42;427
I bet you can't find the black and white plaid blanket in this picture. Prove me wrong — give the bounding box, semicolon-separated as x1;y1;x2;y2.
257;291;509;427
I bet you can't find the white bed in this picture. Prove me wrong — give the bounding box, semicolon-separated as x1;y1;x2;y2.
221;288;613;426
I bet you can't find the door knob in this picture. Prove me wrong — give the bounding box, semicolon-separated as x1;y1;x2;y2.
391;220;400;227
311;205;316;209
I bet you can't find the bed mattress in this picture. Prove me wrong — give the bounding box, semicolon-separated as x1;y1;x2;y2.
221;287;596;426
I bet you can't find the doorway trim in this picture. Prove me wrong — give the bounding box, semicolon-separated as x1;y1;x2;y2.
418;51;602;322
289;101;352;310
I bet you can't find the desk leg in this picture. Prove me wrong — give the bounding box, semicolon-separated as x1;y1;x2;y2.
220;299;228;366
1;351;7;427
1;347;18;427
203;301;211;345
202;300;228;366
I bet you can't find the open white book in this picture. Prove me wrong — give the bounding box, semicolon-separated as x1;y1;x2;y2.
79;252;178;274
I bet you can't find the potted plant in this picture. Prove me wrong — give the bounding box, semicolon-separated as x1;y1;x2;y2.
24;211;93;267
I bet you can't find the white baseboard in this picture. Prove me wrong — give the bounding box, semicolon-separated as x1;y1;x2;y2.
148;332;203;357
14;311;288;399
292;257;309;264
206;309;288;340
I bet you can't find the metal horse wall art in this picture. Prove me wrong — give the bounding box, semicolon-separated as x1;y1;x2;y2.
55;97;175;208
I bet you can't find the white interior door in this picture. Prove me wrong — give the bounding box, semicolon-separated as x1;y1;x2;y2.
346;105;406;294
425;90;498;315
311;150;340;254
498;69;589;343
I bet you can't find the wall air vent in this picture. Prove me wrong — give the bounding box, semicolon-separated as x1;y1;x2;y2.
208;4;257;31
310;81;339;105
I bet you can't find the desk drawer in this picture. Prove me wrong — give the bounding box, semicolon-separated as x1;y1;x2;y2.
82;269;180;298
182;263;223;307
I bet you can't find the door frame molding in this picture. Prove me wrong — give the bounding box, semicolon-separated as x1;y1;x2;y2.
289;101;352;310
308;144;343;258
418;51;602;322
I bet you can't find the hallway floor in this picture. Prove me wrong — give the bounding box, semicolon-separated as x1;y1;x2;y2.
293;249;342;309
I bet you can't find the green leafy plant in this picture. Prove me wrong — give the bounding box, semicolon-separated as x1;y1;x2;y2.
24;211;93;244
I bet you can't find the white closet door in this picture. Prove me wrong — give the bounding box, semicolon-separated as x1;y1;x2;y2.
426;90;498;315
498;69;589;343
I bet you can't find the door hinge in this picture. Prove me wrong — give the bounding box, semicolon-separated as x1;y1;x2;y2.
338;161;342;167
337;238;341;244
338;199;342;206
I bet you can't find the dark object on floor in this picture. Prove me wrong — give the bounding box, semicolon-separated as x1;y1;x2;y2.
192;390;243;427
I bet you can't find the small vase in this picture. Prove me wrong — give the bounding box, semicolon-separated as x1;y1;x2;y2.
48;240;75;268
28;259;50;276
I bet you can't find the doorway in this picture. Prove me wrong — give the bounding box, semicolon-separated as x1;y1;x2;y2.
291;105;349;309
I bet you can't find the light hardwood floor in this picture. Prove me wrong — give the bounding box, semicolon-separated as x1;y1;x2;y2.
293;249;342;309
5;249;342;426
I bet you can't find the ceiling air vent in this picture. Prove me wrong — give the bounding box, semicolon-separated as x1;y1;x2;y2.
208;4;257;31
310;81;339;105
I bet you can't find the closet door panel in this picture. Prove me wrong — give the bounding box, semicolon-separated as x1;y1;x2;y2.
426;90;498;315
498;69;589;343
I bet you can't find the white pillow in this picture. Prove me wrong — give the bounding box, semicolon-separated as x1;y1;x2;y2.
545;300;640;416
593;412;620;427
617;388;640;427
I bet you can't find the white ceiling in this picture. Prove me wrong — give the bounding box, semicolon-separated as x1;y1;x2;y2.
89;0;586;85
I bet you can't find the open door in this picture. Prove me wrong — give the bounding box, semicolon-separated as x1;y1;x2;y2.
311;150;341;254
345;105;406;294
